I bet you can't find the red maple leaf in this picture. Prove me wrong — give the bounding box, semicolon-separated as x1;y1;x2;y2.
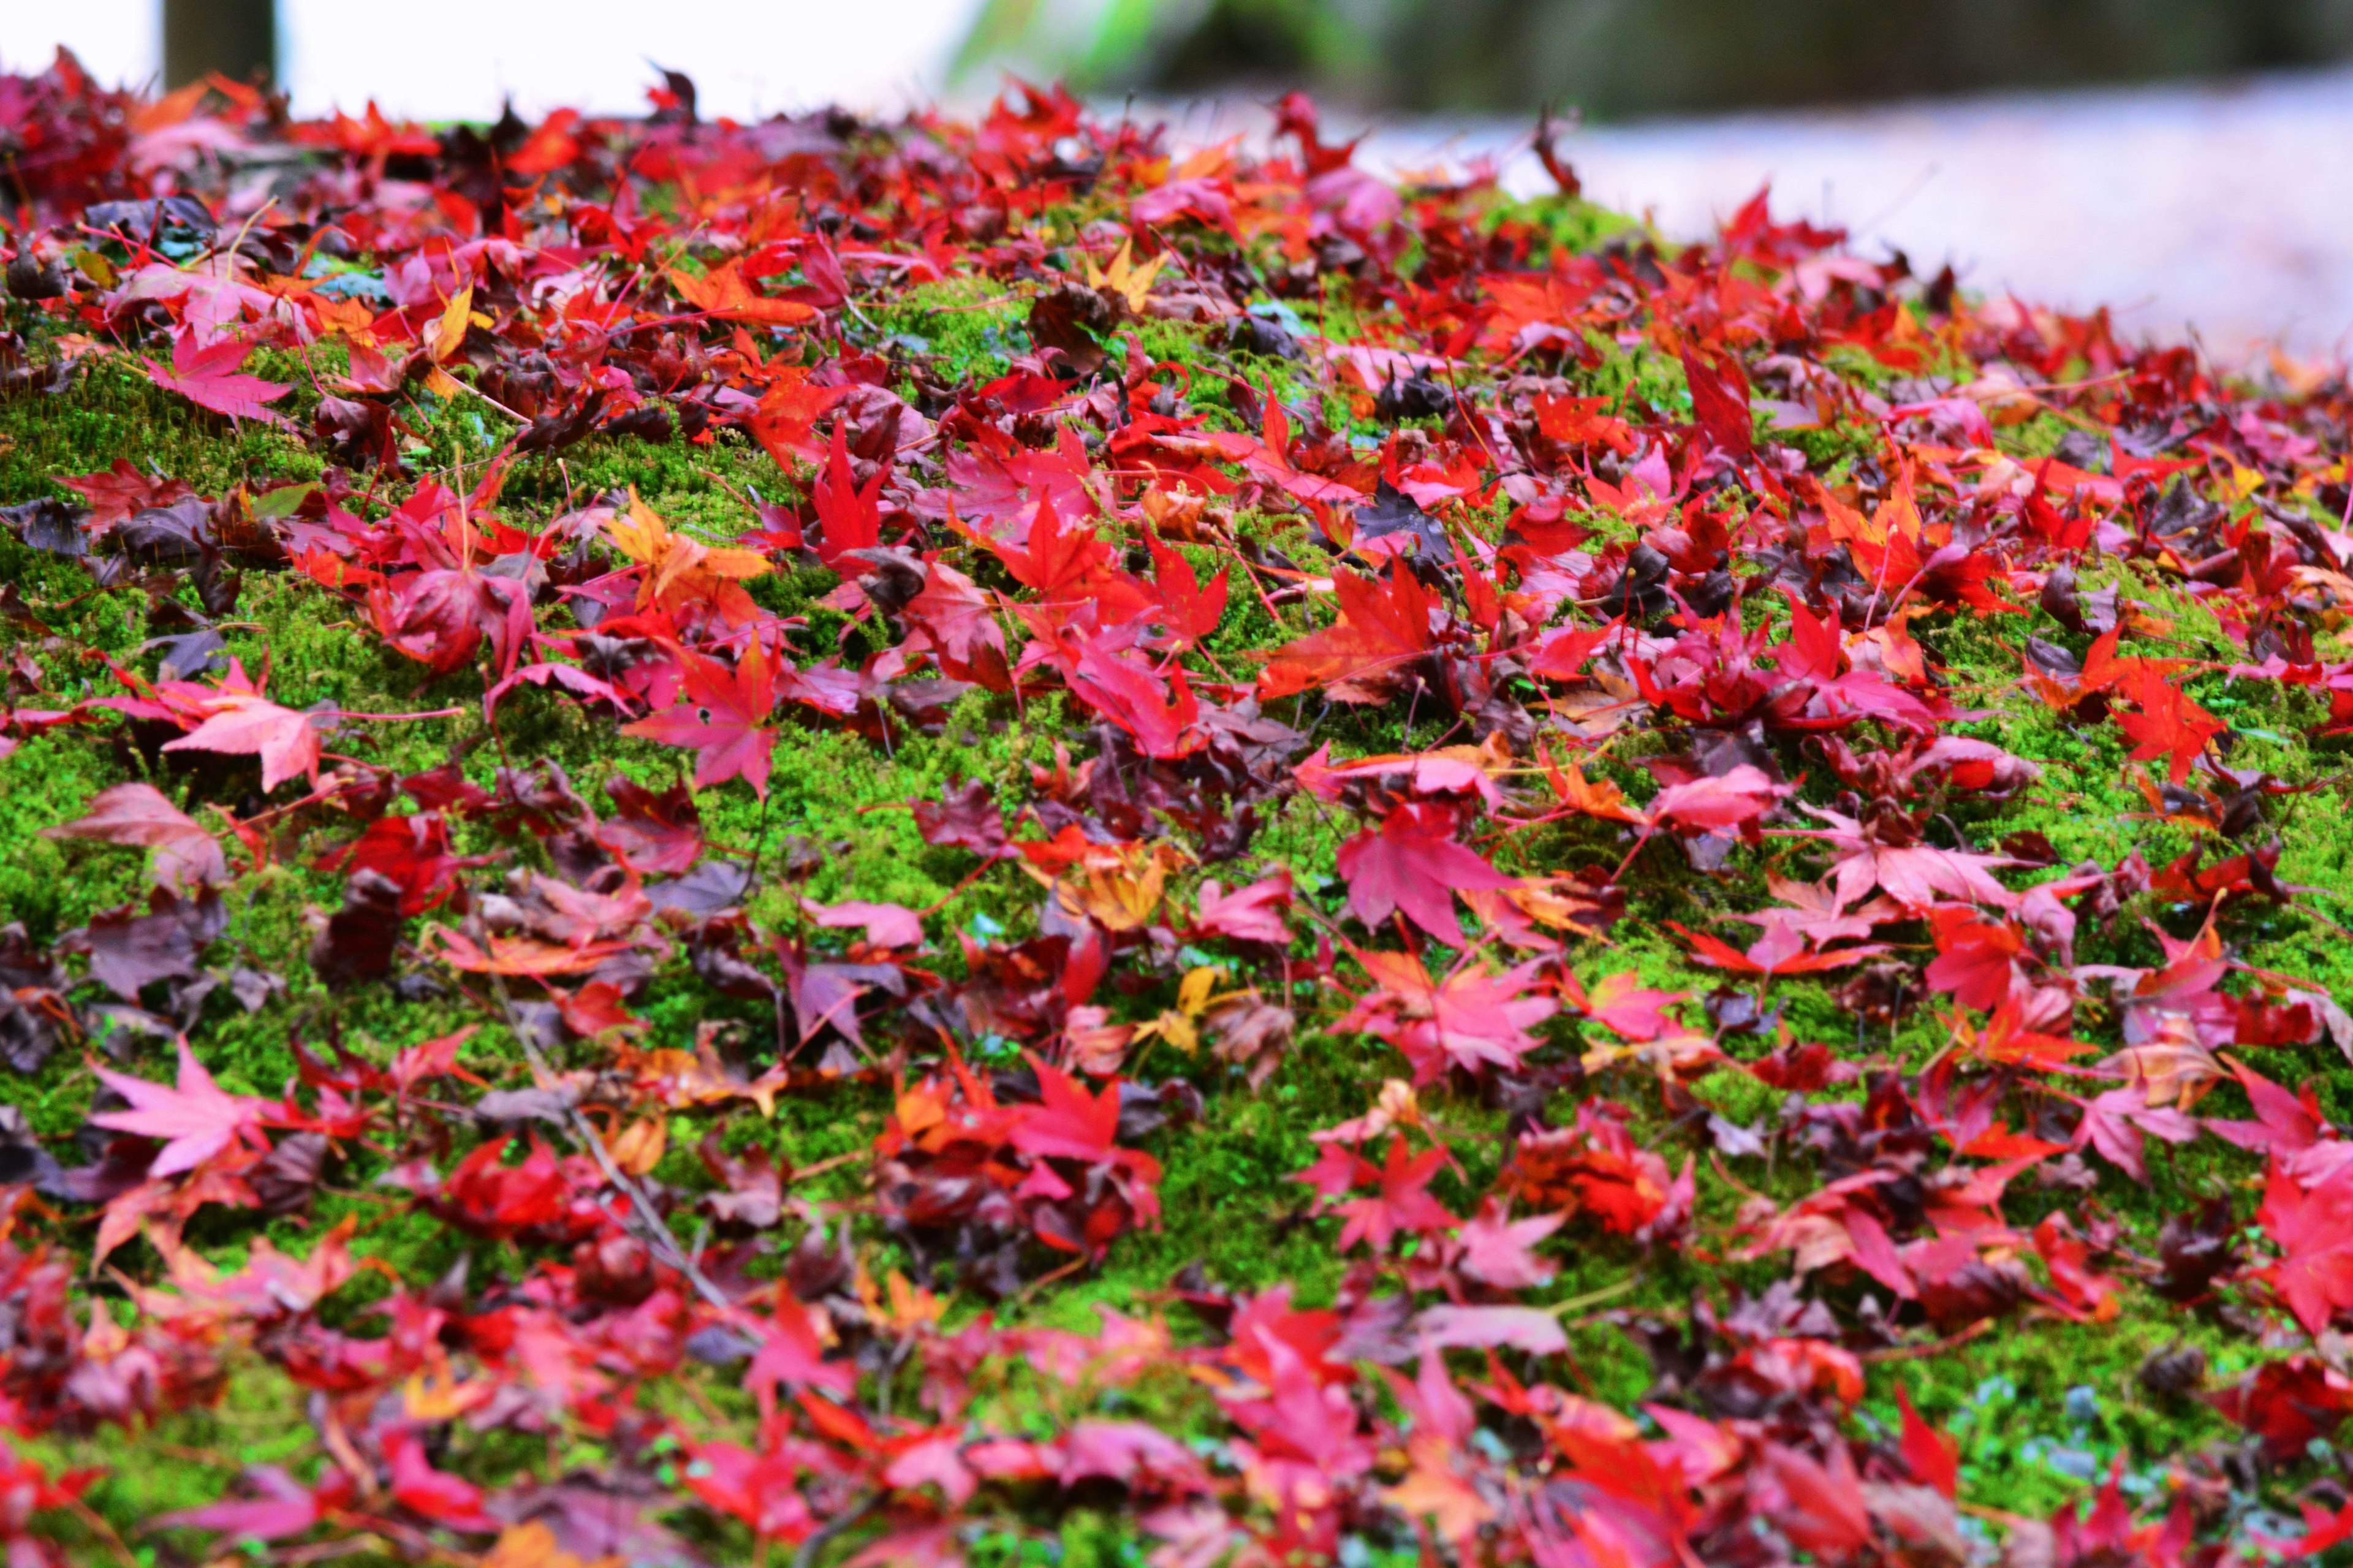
1144;534;1228;647
1896;1383;1959;1499
1258;557;1438;703
1679;344;1755;460
748;372;852;469
2211;1356;2353;1464
365;568;532;678
1577;971;1690;1042
1008;1062;1125;1164
157;1465;344;1543
1237;387;1365;507
2116;665;2226;783
44;781;226;890
810;421;884;570
2259;1158;2353;1338
1644;765;1787;834
381;1426;496;1531
1759;1444;1870;1559
1335;803;1514;944
622;640;781;797
1066;643;1199;759
1923;908;2025;1010
986;499;1113;600
746;1295;858;1414
143;331;292;425
59;458;194;528
1332;1135;1457;1252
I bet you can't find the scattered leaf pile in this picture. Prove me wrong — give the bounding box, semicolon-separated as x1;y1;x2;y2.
6;48;2353;1568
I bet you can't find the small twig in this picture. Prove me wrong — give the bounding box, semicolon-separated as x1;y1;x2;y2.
461;912;735;1313
790;1488;879;1568
66;1498;138;1568
1857;1317;1997;1364
1544;1274;1639;1317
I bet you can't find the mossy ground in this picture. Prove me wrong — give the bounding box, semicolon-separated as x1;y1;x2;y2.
4;218;2350;1558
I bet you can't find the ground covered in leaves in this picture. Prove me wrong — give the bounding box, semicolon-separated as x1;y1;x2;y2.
5;50;2353;1568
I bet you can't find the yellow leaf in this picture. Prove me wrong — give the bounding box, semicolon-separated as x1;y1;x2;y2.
1145;1009;1199;1055
428;284;473;364
486;1520;616;1568
312;293;377;344
699;545;773;580
605;1115;668;1177
1176;965;1219;1017
608;487;669;567
883;1269;945;1333
1056;845;1174;931
1083;239;1167;314
611;488;768;611
403;1365;492;1421
68;248;115;288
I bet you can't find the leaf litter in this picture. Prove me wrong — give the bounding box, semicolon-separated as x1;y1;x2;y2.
0;50;2351;1568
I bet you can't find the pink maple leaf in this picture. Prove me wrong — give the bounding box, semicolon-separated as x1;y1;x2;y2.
90;1039;271;1178
1336;803;1514;944
143;331;292;425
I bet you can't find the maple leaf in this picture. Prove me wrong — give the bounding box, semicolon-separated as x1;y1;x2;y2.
1670;918;1882;977
89;1039;271;1178
1343;949;1557;1082
1454;1198;1564;1289
1478;268;1601;354
1578;971;1689;1041
1258;558;1438;703
621;640;781;797
1759;1443;1871;1559
749;372;852;468
1412;1303;1569;1355
159;683;325;793
2116;667;2227;783
810;422;885;571
1803;805;2018;911
1923;909;2023;1009
382;1426;498;1531
1525;619;1620;681
803;898;925;948
1193;871;1293;945
607;488;770;619
143;330;292;425
1645;765;1787;833
157;1466;341;1544
366;567;533;678
1293;1141;1381;1200
43;781;225;890
1335;803;1514;944
1333;1135;1457;1251
1143;534;1228;646
1066;644;1200;759
2259;1158;2353;1338
1082;238;1167;312
1009;1061;1127;1164
1680;344;1756;460
669;259;817;326
2211;1355;2353;1465
59;458;194;528
1896;1383;1959;1499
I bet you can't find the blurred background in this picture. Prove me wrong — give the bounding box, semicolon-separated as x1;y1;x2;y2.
2;0;2350;360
